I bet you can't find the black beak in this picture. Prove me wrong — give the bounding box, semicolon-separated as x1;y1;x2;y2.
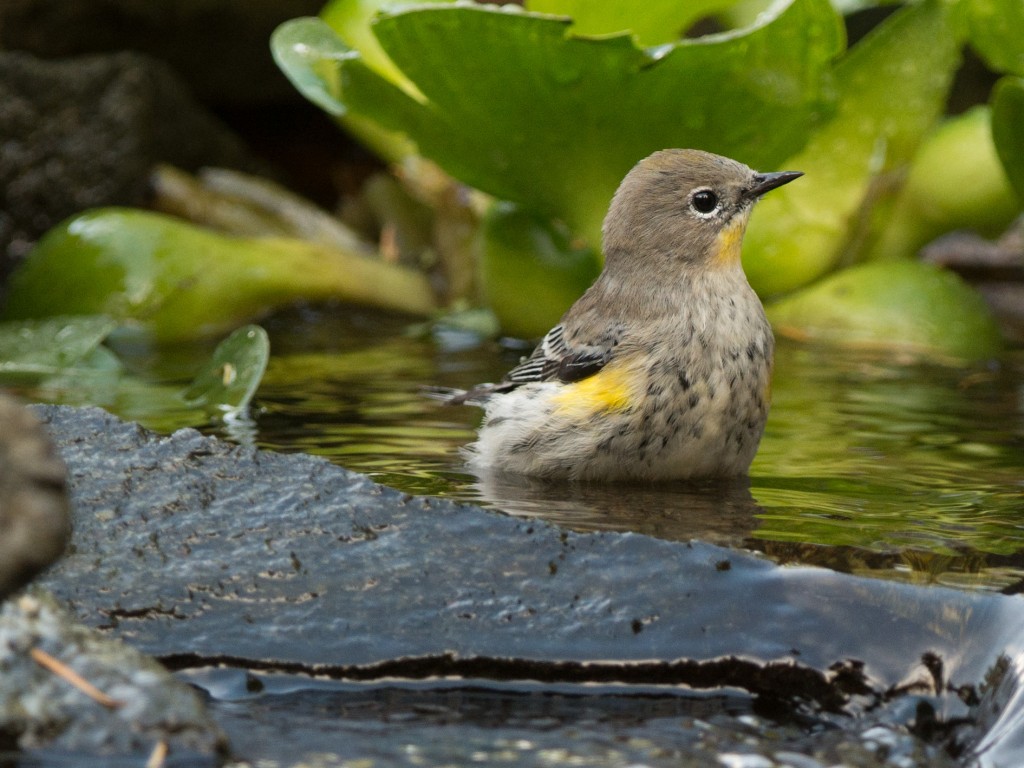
748;170;803;198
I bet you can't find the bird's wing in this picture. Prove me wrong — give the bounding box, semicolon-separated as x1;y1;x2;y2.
428;322;621;407
504;323;615;385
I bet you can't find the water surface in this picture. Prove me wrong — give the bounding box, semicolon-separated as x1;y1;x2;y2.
13;306;1024;591
250;309;1024;593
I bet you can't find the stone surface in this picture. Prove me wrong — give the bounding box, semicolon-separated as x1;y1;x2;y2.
31;406;1024;713
0;395;70;599
0;588;226;762
0;0;323;106
23;403;1024;765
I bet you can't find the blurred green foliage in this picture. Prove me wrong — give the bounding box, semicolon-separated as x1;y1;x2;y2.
4;0;1021;363
271;0;1023;359
0;317;269;421
765;259;1003;361
2;208;437;343
274;0;843;251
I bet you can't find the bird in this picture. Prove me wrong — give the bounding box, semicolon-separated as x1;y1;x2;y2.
435;149;801;482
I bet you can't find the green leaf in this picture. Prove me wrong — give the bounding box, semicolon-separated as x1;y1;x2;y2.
182;325;270;415
525;0;735;46
765;260;1003;363
479;203;600;339
1;209;438;343
743;0;962;297
320;0;451;94
868;106;1020;259
271;14;415;161
0;319;268;432
968;0;1024;75
0;316;119;377
992;76;1024;205
277;0;843;246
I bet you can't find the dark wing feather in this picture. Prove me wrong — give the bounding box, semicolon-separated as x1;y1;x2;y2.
429;322;620;407
504;324;614;386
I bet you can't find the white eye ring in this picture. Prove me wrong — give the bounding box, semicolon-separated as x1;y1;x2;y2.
690;188;720;217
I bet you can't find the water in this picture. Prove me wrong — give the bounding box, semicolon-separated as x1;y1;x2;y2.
251;308;1024;593
11;305;1024;590
11;305;1024;767
180;667;963;768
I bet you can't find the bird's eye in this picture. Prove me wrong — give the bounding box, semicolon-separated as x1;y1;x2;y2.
691;189;719;215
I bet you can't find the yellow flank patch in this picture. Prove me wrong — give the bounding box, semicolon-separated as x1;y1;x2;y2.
711;214;746;267
550;364;635;417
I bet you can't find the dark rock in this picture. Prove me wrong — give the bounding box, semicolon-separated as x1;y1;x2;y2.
0;50;261;280
30;406;1024;716
24;403;1024;765
0;588;226;761
0;395;70;599
0;0;323;106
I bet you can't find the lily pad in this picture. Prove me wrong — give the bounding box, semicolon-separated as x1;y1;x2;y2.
743;0;962;297
765;260;1003;362
273;0;843;246
182;325;270;416
526;0;737;46
0;316;119;378
1;209;438;343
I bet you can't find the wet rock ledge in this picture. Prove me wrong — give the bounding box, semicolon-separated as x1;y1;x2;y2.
4;403;1024;765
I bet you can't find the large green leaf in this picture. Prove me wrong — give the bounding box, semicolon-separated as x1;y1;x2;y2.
992;76;1024;205
743;0;962;297
274;0;843;246
1;209;438;343
766;260;1002;363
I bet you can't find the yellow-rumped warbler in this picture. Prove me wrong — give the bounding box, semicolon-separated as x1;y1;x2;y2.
440;149;801;481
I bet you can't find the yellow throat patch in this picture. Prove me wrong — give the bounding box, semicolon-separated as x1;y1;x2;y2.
711;212;749;268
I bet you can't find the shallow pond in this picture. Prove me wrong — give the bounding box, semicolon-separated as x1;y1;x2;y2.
13;306;1024;767
16;305;1024;592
